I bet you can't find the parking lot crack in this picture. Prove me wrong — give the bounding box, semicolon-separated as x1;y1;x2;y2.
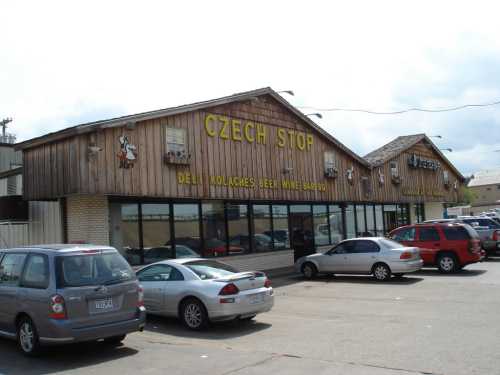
218;355;277;375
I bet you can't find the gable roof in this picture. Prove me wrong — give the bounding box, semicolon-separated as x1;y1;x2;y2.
364;133;465;181
468;169;500;187
15;87;370;168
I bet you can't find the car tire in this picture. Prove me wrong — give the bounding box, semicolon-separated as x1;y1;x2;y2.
17;316;41;357
437;253;458;273
103;334;126;345
372;263;391;281
301;262;318;279
180;298;209;330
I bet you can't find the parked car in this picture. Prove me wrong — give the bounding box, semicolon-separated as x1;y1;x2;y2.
390;223;482;273
0;245;146;356
136;258;274;330
143;245;200;264
230;234;285;252
425;217;500;256
295;237;423;281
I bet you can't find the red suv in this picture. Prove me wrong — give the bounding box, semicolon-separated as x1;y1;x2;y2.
389;223;481;273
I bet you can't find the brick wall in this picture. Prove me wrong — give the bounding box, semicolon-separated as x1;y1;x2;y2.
66;195;110;246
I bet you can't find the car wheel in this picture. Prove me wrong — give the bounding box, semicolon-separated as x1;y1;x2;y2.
373;263;391;281
103;334;126;345
437;254;457;273
17;317;41;356
301;263;318;279
181;298;208;330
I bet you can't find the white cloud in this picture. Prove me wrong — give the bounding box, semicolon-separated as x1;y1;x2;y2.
1;0;500;175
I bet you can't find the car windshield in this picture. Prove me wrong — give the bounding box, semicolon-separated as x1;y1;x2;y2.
380;238;405;249
56;251;135;287
184;260;239;280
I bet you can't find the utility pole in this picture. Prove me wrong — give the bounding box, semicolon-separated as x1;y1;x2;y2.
0;118;13;143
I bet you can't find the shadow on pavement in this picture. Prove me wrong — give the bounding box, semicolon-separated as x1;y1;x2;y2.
415;268;487;277
271;273;423;288
144;315;272;340
0;338;138;375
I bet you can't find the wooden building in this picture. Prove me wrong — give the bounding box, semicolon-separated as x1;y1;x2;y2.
15;88;465;271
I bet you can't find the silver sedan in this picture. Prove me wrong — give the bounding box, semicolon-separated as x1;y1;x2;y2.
136;258;274;330
295;237;423;281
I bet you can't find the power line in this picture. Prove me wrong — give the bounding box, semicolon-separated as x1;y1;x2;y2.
298;99;500;115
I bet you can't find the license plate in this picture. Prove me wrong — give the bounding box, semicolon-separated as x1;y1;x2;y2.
95;298;113;310
248;293;265;305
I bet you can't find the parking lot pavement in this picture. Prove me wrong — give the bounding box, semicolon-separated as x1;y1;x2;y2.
3;260;500;375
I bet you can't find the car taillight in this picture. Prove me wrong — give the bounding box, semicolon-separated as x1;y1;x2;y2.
137;286;144;307
49;294;67;320
400;251;413;260
492;230;500;241
469;239;481;254
264;278;272;288
219;283;239;296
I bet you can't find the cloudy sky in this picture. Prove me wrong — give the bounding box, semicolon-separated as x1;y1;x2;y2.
2;1;500;175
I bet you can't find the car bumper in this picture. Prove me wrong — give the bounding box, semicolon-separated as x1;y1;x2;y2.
39;307;147;345
208;288;274;321
389;259;423;273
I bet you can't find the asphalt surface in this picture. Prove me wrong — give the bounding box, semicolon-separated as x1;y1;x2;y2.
2;259;500;375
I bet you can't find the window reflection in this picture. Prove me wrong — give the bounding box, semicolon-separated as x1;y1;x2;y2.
172;204;201;256
365;205;376;237
356;205;367;237
313;205;329;246
375;205;384;236
345;204;356;239
272;205;289;249
142;204;172;264
227;204;250;254
202;202;227;257
329;205;343;244
109;203;141;265
253;205;273;252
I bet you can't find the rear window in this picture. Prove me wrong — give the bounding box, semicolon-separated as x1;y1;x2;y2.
442;226;472;240
56;251;135;287
184;260;238;280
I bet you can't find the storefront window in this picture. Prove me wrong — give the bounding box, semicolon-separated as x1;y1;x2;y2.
272;205;289;249
414;203;425;223
356;205;367;236
202;201;226;257
345;204;356;239
227;203;250;254
375;205;384;236
253;205;272;252
329;205;343;244
173;204;201;256
142;203;171;264
397;204;410;227
109;203;141;266
313;205;329;246
384;205;398;232
365;205;376;237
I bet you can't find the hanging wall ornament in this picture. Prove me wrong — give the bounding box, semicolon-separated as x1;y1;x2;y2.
378;168;385;186
346;166;355;185
117;135;137;169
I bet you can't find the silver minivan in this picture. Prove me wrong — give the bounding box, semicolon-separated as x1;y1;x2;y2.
0;244;146;355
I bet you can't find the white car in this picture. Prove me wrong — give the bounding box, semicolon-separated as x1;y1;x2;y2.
136;258;274;329
295;237;423;281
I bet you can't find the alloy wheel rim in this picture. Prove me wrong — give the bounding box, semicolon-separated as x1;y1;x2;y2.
19;322;34;352
184;303;202;328
375;266;388;280
440;257;454;271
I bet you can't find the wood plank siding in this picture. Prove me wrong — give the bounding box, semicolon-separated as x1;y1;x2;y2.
369;141;463;203
22;95;370;202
